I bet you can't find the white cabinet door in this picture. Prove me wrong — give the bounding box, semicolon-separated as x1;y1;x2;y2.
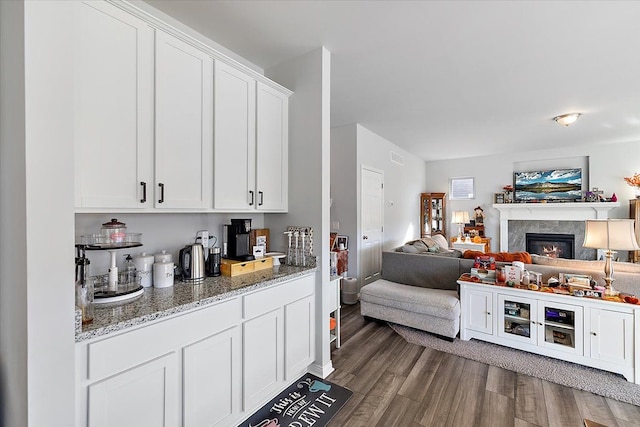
74;1;153;208
589;308;634;367
256;81;288;211
155;30;213;209
88;352;179;427
243;308;283;410
183;326;241;427
213;61;256;210
285;295;315;380
465;288;493;335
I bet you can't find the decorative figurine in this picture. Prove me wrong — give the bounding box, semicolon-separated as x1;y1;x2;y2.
474;206;485;225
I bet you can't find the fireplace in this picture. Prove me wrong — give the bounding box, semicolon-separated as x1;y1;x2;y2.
526;233;575;259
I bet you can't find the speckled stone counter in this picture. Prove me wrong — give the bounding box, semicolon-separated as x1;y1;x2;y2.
76;265;317;342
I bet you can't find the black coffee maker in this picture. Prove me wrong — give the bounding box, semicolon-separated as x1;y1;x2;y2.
225;219;255;261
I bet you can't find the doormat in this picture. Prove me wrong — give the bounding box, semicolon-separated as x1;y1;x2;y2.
239;374;353;427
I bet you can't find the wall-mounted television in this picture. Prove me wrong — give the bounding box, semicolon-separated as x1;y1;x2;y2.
514;168;582;203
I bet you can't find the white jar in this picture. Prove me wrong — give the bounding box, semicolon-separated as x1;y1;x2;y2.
133;252;154;288
153;262;174;288
154;249;173;264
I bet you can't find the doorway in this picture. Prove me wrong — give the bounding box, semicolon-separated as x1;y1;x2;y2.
360;166;383;287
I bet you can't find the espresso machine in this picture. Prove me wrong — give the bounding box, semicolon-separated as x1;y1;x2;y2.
225;219;255;261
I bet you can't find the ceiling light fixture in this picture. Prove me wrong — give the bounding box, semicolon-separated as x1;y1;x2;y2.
553;113;581;126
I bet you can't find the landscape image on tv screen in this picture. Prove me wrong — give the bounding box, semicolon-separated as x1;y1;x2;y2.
514;168;582;202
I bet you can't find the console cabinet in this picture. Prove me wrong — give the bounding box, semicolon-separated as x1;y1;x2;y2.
76;274;315;427
460;280;639;383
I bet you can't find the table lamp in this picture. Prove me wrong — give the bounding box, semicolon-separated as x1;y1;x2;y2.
452;211;470;243
582;219;640;295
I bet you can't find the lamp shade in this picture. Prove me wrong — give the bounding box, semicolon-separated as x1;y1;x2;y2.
583;219;640;251
452;211;469;224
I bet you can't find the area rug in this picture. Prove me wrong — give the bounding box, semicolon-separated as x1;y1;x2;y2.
239;374;353;427
390;323;640;406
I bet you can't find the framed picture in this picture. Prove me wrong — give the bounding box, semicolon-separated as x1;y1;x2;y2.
336;235;349;250
329;232;338;251
494;193;505;204
514;168;582;203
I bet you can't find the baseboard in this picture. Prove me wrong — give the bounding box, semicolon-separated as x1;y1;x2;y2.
307;361;334;379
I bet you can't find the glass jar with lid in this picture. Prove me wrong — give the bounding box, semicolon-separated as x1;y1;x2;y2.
101;218;127;244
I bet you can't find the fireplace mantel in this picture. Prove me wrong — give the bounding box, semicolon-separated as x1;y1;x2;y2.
493;202;620;251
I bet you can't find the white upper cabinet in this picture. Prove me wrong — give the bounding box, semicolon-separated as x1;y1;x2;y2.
155;31;213;209
213;63;290;212
256;82;289;211
73;1;289;212
74;1;154;209
213;61;256;210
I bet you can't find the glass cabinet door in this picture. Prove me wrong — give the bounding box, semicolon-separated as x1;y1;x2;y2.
498;294;536;345
420;193;446;238
538;301;583;355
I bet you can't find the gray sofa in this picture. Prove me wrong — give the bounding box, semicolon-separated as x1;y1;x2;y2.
360;248;640;340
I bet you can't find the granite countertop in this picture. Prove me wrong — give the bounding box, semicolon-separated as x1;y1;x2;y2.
76;264;317;342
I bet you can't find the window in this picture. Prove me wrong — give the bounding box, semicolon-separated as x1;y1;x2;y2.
450;177;475;200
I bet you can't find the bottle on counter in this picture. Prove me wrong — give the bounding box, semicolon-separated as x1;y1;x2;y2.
123;254;137;284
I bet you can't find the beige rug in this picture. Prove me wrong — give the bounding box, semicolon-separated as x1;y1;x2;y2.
390;323;640;406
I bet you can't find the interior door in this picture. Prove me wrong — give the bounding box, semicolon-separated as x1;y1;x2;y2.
360;166;384;287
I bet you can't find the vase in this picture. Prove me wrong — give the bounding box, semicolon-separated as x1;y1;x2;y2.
636;187;640;198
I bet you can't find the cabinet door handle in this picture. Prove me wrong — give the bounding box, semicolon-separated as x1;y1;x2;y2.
486;312;491;315
258;191;264;206
591;332;597;336
249;191;254;206
140;181;147;203
158;183;165;204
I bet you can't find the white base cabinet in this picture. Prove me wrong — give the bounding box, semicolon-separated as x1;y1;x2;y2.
460;280;638;383
76;274;315;427
88;352;179;427
183;326;241;427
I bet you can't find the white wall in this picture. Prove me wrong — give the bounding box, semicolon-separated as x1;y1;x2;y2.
75;213;264;272
424;140;640;252
265;47;333;376
0;2;76;426
330;124;427;284
357;125;426;250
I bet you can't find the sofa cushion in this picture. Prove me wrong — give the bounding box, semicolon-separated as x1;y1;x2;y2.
530;254;640;273
463;250;532;264
361;279;460;320
383;250;461;290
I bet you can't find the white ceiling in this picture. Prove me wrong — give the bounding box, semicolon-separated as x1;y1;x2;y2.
144;0;640;161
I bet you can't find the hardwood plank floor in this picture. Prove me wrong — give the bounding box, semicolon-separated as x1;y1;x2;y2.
327;302;640;427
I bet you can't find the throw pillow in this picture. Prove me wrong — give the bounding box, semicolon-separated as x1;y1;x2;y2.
430;234;449;250
463;250;532;264
420;237;438;249
402;243;419;253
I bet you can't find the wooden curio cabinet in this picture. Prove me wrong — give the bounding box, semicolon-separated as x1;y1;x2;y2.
630;199;640;263
420;192;446;238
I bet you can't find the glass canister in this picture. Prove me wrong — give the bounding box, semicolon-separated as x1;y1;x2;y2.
75;256;94;324
101;218;127;244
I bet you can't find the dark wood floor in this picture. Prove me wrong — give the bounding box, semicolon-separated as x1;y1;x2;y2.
327;302;640;427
